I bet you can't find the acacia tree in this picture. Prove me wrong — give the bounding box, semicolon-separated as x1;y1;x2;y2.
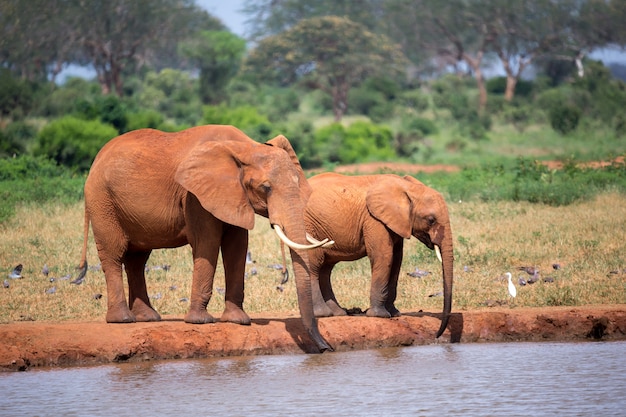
243;16;407;121
179;31;246;104
385;0;493;110
241;0;384;41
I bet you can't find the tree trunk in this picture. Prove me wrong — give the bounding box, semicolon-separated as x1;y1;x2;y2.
504;75;517;102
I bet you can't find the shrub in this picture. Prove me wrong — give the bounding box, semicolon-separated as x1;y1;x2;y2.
486;76;533;97
0;155;85;222
0;69;34;119
33;116;118;171
314;121;395;164
203;105;273;140
126;110;165;131
398;89;430;113
549;104;581;134
0;121;37;157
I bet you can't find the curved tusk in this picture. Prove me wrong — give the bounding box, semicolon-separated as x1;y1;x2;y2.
274;225;334;250
306;233;335;248
435;245;443;263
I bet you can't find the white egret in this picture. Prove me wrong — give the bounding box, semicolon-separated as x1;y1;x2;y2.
505;272;517;298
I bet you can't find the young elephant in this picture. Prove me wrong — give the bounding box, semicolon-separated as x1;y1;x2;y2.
305;172;454;338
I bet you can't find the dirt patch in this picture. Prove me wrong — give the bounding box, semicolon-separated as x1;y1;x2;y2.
2;305;624;371
542;156;625;170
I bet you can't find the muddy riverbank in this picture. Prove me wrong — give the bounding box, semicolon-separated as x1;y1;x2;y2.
1;305;624;371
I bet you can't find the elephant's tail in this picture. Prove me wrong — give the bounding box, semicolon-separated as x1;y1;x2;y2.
76;207;89;281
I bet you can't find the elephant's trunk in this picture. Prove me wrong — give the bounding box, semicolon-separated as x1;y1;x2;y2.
279;220;333;353
435;234;454;338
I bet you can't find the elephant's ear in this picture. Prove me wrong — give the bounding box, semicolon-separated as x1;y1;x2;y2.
366;178;412;239
265;134;312;200
174;141;255;230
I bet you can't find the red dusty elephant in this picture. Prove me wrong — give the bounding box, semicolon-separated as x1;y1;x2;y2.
304;172;454;338
77;125;333;352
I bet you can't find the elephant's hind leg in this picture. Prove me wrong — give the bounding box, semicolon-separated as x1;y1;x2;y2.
94;227;135;323
126;251;161;322
220;226;251;325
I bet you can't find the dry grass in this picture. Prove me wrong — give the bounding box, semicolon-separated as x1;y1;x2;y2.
1;193;625;323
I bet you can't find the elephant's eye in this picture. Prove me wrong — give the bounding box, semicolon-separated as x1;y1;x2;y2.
260;182;272;194
426;215;436;226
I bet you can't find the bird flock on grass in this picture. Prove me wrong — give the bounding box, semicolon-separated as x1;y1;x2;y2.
4;251;290;303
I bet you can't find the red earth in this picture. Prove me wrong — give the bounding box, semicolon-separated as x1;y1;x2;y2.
1;305;625;371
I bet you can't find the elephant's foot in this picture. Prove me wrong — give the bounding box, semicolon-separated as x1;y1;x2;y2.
184;309;216;324
366;305;392;318
131;302;161;322
220;301;251;325
386;304;401;317
325;300;348;316
313;302;334;317
106;307;136;323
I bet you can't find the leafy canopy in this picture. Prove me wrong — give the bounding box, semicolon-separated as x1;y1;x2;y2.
243;16;408;121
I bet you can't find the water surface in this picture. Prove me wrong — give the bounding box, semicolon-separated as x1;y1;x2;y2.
1;341;624;416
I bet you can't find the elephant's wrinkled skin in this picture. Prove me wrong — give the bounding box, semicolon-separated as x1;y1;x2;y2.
305;173;454;338
77;125;332;352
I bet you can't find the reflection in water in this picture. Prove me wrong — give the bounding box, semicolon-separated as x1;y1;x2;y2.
1;341;625;416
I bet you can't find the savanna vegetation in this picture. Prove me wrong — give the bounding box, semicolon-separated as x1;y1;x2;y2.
1;0;625;322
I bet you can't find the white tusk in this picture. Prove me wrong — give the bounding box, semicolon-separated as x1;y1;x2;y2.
435;245;443;263
306;233;335;248
274;225;334;250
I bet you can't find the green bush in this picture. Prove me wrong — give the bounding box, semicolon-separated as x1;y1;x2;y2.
203;104;273;140
0;121;37;157
549;104;581;134
0;155;85;222
314;121;395;164
0;69;34;119
348;88;386;117
126;110;165;131
486;76;533;97
35;77;100;117
33;116;118;171
398;89;430;113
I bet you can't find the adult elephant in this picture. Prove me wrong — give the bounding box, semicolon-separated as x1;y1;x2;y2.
304;172;453;338
77;125;333;352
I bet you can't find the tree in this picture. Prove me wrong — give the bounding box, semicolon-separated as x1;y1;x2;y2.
179;31;246;104
384;0;493;110
0;0;79;83
485;0;577;101
243;16;407;121
242;0;384;41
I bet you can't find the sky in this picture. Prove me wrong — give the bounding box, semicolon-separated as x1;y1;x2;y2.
196;0;246;37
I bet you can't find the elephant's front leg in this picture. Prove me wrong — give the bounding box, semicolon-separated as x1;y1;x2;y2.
365;226;395;318
384;240;404;317
125;250;161;322
185;240;220;324
219;225;251;325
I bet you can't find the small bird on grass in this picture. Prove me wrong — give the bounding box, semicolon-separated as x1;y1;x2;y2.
8;264;22;279
3;279;9;289
407;268;430;278
45;286;56;295
506;272;517;298
42;264;49;278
